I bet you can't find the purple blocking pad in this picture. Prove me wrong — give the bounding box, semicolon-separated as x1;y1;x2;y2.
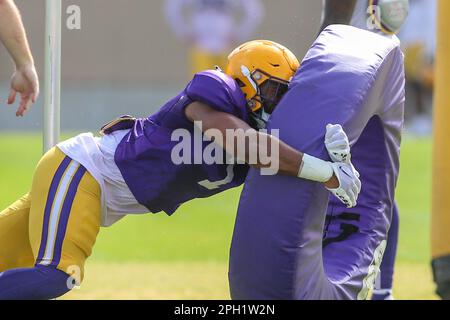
229;25;405;300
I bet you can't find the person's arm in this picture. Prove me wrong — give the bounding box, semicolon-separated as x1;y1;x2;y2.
187;101;306;178
185;102;361;207
0;0;39;117
185;102;362;208
319;0;357;34
185;102;354;179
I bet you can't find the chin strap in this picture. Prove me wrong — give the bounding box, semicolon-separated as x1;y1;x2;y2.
250;109;271;130
241;65;265;117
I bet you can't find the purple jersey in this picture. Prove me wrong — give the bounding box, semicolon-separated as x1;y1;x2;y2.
112;70;249;215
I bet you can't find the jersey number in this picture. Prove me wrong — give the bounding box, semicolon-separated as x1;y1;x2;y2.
198;165;235;190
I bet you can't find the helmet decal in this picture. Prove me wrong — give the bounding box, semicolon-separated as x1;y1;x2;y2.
240;65;258;92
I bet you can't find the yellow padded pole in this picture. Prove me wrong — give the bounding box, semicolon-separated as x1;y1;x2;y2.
431;0;450;259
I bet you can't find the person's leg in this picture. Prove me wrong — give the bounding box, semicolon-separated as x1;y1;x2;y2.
372;203;399;300
0;194;35;272
0;150;73;299
0;148;101;300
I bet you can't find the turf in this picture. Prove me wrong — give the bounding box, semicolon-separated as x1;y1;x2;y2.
0;133;437;299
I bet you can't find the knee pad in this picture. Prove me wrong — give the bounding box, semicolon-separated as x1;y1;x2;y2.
0;265;72;300
34;265;73;299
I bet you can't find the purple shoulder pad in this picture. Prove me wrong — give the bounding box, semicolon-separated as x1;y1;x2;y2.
185;70;248;121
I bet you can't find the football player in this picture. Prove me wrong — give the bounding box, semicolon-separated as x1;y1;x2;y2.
319;0;408;300
0;40;360;300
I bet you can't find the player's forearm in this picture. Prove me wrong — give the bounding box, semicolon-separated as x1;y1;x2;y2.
224;128;302;176
200;117;339;187
189;105;302;175
239;130;339;188
186;102;339;187
0;0;34;68
319;0;357;34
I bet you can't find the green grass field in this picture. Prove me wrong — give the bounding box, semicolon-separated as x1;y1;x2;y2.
0;133;437;300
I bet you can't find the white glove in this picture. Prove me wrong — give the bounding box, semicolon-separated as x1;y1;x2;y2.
326;162;362;208
325;124;351;163
298;154;361;208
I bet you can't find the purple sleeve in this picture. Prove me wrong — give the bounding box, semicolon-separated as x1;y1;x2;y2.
185;70;249;122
